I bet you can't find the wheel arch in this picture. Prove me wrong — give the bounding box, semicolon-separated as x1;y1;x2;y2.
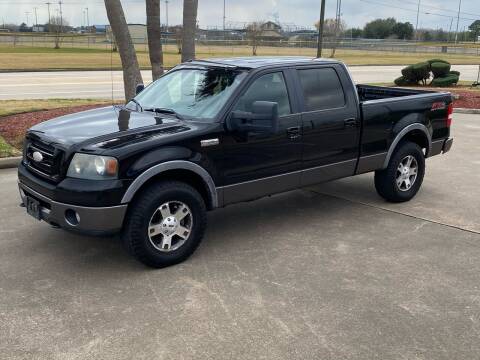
121;161;218;210
382;123;431;169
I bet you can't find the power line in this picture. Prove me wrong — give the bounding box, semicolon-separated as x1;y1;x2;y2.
359;0;478;22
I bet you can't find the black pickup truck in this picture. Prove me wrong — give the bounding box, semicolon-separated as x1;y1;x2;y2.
18;57;453;268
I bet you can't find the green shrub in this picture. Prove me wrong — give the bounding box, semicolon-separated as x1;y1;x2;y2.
401;62;430;83
427;58;450;65
395;59;460;87
431;62;451;78
401;65;415;80
431;74;459;87
394;76;415;86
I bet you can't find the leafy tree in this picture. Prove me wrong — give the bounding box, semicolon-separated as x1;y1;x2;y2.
345;28;363;38
469;20;480;42
392;22;414;40
363;17;396;39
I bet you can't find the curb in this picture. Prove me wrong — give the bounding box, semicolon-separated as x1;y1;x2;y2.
454;108;480;114
0;156;21;169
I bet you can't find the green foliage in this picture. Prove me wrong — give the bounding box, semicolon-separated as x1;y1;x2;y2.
394;76;417;86
395;59;461;87
427;59;450;65
392;22;414;40
401;62;431;84
431;74;459;87
431;62;451;78
363;18;414;39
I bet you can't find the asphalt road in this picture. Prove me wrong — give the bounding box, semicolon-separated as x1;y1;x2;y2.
1;114;479;359
1;64;479;100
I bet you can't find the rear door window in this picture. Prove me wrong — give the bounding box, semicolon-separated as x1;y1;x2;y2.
297;68;346;111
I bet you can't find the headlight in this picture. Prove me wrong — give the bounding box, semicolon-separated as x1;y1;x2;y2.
67;153;118;180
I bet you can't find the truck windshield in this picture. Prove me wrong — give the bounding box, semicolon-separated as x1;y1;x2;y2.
131;68;247;121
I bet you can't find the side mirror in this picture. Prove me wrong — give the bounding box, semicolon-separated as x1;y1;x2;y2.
135;83;145;95
228;101;279;134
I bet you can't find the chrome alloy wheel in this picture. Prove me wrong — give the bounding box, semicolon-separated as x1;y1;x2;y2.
396;155;418;192
148;201;193;252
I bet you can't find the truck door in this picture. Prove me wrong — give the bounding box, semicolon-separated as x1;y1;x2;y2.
295;65;360;186
220;70;302;205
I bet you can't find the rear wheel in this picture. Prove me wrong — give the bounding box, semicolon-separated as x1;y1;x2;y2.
374;141;425;202
122;181;207;268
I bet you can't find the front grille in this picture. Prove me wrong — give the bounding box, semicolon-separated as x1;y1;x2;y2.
25;139;64;182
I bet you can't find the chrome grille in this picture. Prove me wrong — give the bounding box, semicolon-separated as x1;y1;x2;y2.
25;139;63;181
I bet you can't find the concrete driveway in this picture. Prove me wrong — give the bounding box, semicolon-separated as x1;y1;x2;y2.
0;114;479;359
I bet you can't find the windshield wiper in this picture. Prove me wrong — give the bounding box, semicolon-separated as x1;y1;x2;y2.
129;98;143;111
143;107;184;120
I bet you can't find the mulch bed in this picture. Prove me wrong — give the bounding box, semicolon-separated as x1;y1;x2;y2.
451;90;480;109
0;104;112;149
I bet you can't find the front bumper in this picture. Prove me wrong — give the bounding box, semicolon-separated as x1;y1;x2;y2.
18;181;127;235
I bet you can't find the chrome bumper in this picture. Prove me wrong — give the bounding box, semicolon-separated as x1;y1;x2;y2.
18;181;127;235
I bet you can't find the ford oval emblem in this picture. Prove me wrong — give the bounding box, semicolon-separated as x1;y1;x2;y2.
32;151;43;162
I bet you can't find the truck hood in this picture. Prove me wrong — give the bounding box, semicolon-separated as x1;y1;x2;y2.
29;106;191;148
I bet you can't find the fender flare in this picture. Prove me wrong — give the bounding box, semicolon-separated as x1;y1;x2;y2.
382;123;431;169
121;160;218;208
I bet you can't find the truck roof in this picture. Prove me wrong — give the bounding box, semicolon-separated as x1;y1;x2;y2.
189;56;341;69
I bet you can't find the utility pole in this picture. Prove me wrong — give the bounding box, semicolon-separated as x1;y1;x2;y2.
448;17;453;42
25;12;30;26
58;0;63;31
45;2;51;25
454;0;462;44
316;0;326;58
33;7;38;27
85;7;89;28
223;0;226;31
415;0;421;40
165;0;169;30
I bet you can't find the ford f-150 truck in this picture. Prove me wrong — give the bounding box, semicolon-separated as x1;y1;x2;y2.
18;57;453;268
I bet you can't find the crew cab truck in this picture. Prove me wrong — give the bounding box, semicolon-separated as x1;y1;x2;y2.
18;57;453;268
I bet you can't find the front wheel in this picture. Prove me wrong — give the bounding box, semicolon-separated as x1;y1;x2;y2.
374;141;425;202
122;181;207;268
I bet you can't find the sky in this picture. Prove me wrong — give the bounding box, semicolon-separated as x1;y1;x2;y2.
0;0;479;32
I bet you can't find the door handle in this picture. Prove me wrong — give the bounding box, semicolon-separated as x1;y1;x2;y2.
344;118;358;128
286;126;301;140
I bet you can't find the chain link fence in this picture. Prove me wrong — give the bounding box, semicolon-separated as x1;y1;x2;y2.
1;33;479;56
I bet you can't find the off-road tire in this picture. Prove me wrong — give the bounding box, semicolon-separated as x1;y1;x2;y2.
122;181;207;268
374;141;425;202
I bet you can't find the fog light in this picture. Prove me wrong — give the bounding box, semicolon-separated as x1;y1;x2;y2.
65;209;80;226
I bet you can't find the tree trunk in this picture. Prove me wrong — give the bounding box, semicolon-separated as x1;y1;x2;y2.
146;0;164;80
104;0;143;101
181;0;198;62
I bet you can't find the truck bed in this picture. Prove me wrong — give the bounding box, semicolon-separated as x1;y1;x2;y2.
357;84;436;102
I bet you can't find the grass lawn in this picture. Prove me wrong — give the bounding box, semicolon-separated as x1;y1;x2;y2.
0;98;114;117
0;135;21;157
1;44;479;71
